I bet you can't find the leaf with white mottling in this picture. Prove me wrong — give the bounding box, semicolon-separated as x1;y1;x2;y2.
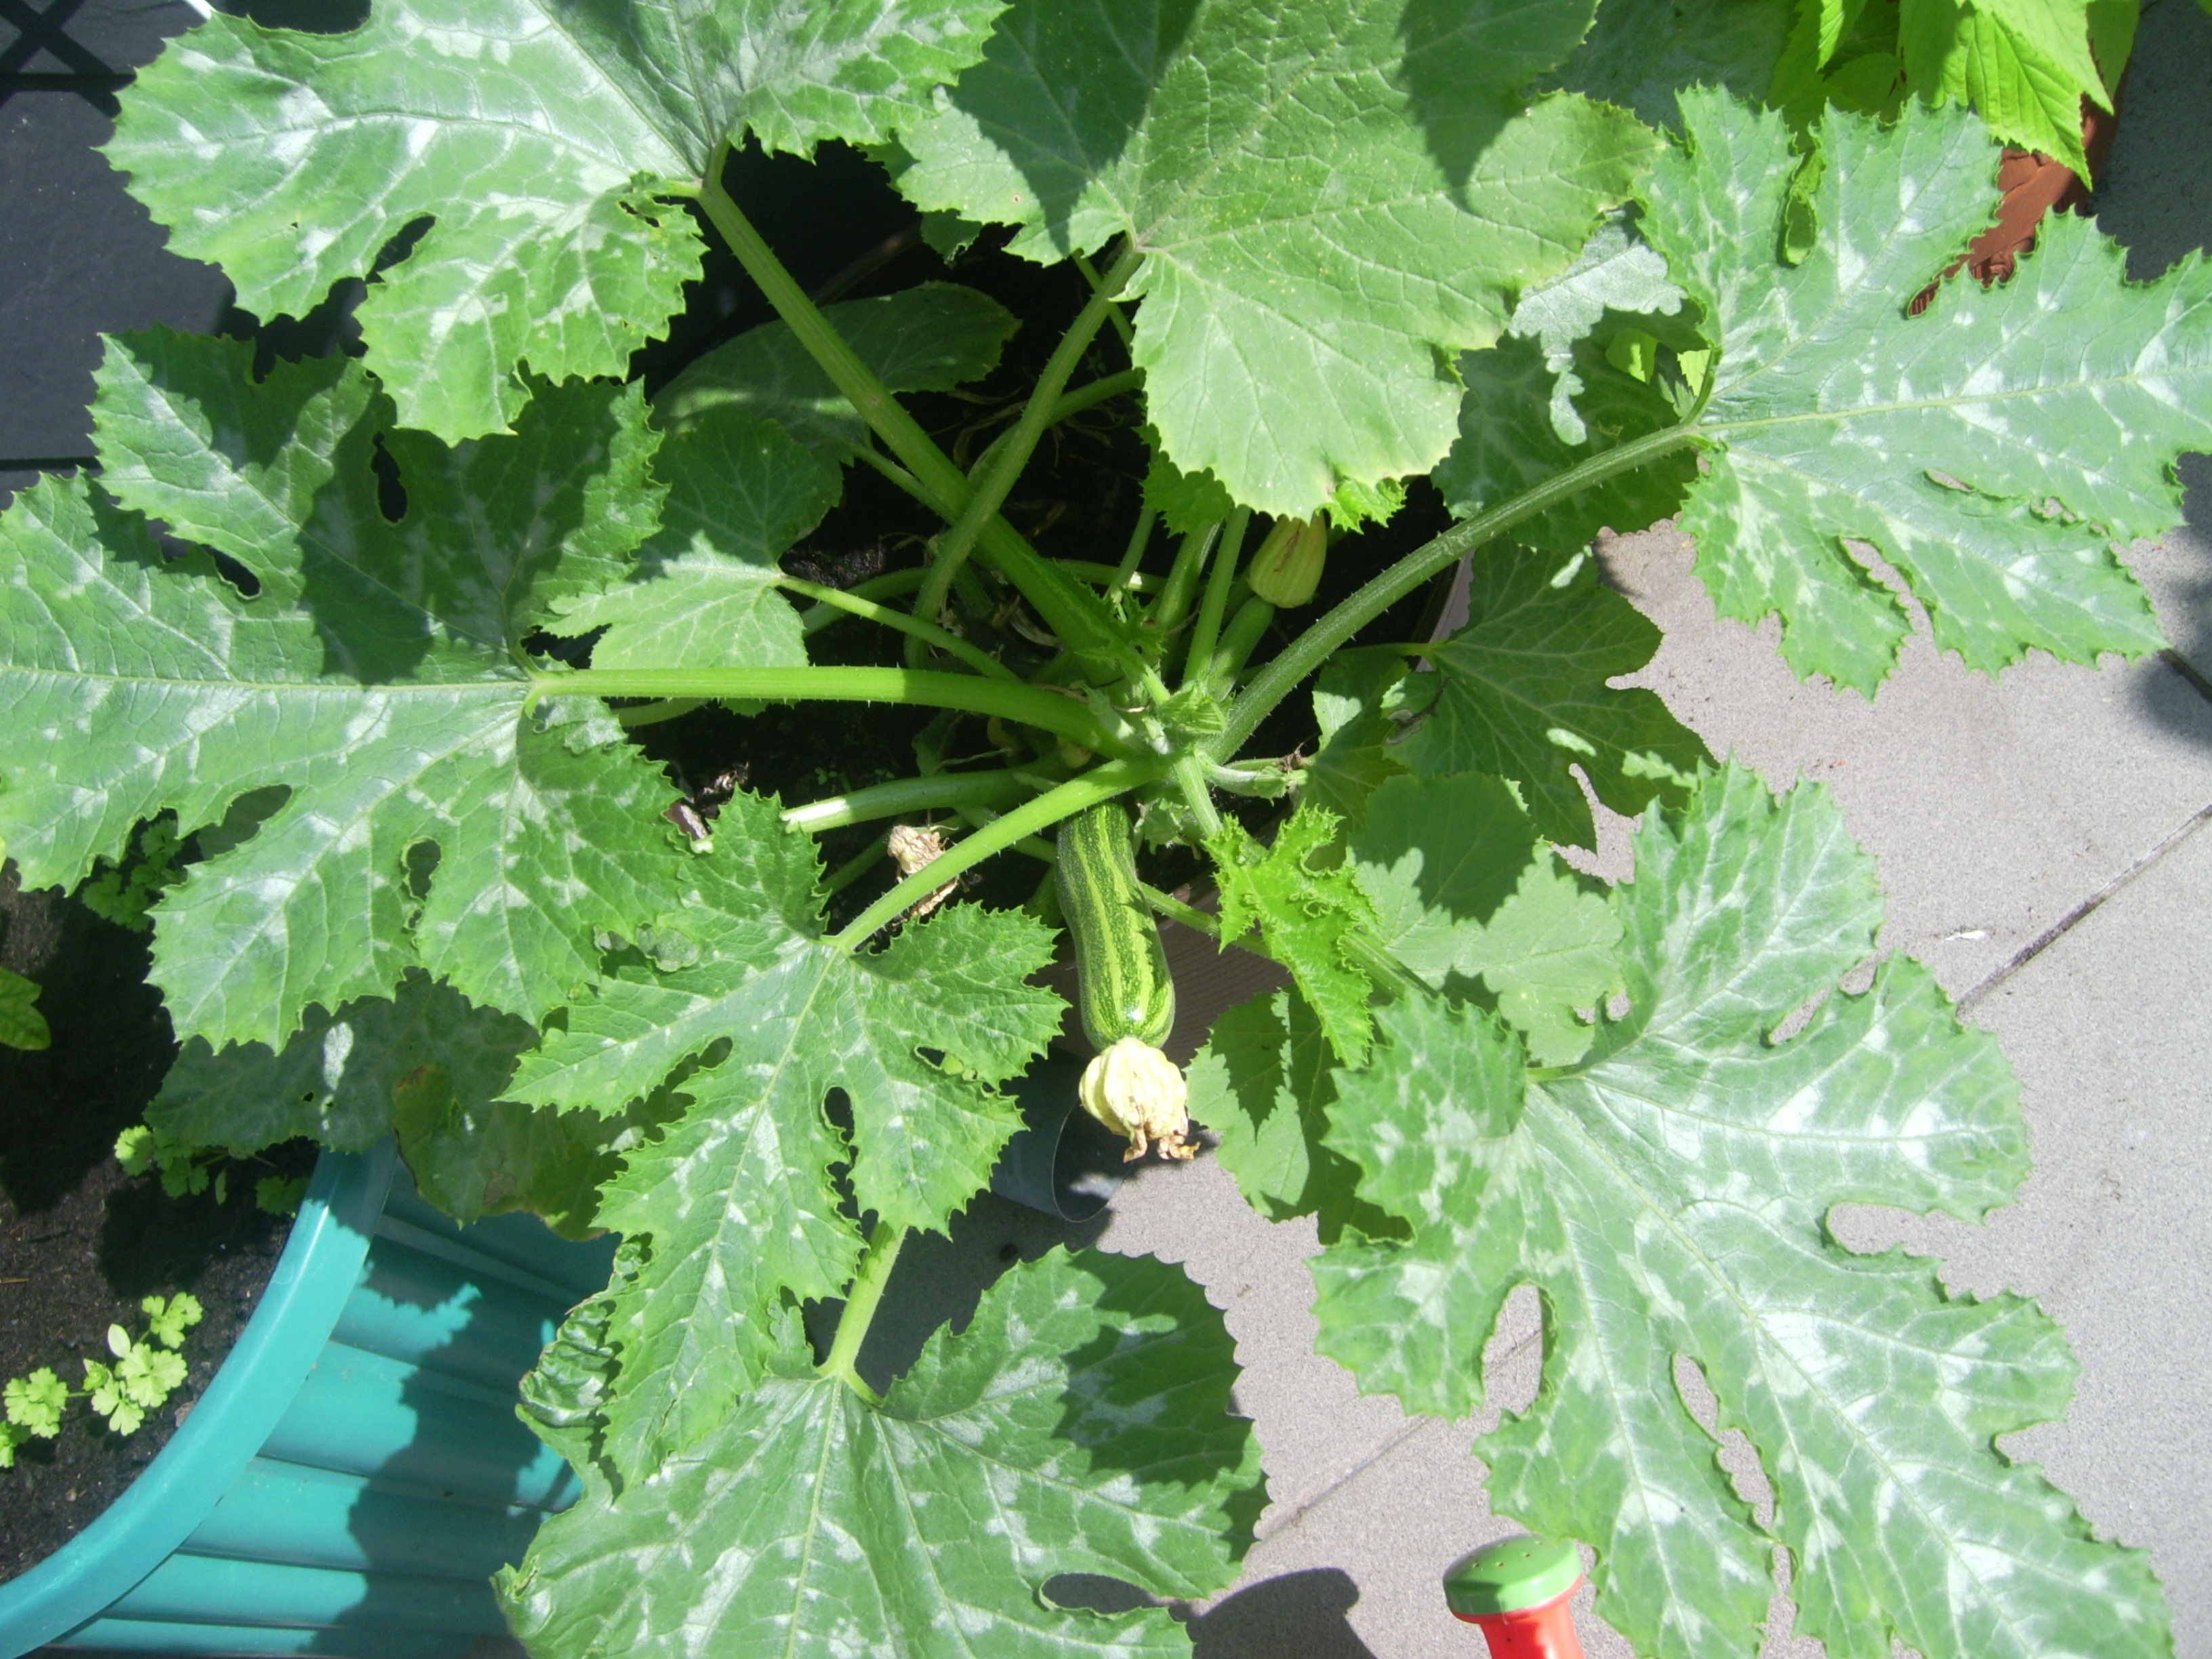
897;0;1658;514
1313;764;2169;1659
106;0;1007;440
500;1247;1263;1659
1651;92;2204;691
1508;209;1687;443
510;789;1064;1476
0;332;684;1048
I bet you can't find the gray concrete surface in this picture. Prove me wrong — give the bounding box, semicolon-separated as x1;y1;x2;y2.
912;6;2212;1656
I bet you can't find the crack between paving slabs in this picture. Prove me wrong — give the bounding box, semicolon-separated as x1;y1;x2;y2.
1250;1328;1544;1545
1958;796;2212;1013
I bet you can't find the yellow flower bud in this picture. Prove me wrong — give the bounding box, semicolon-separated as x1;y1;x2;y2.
1246;514;1328;608
1078;1037;1197;1161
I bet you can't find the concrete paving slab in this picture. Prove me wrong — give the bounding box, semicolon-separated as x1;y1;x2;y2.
1595;523;2212;1000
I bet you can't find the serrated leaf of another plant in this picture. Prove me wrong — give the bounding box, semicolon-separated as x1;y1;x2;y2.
1208;808;1377;1065
1349;774;1619;1064
655;283;1019;464
1898;0;2105;171
1314;764;2169;1659
897;0;1658;515
1649;92;2204;691
547;406;837;670
1403;545;1708;846
0;335;687;1048
1540;0;1799;129
501;1248;1262;1659
510;789;1063;1475
106;0;1004;440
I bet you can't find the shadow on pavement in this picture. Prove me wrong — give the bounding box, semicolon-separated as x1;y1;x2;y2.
1182;1568;1380;1659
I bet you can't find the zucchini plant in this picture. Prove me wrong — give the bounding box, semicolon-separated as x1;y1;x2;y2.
0;0;2200;1654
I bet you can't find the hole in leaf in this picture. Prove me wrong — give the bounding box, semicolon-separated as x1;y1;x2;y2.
1674;1355;1777;1530
1482;1282;1544;1417
193;785;291;861
369;434;407;523
402;838;441;902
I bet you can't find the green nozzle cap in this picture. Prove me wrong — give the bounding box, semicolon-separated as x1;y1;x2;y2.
1443;1535;1582;1618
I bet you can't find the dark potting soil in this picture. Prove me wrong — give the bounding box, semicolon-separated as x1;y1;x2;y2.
0;873;305;1586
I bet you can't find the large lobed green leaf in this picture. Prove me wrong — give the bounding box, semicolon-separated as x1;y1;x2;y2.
895;0;1659;516
1651;91;2207;691
1311;764;2171;1659
107;0;1007;441
0;331;690;1050
510;788;1064;1477
501;1247;1263;1659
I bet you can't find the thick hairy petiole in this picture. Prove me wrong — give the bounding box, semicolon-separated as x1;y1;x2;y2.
782;769;1033;834
539;665;1128;757
1214;422;1700;759
831;760;1162;950
907;241;1143;670
818;1221;907;1401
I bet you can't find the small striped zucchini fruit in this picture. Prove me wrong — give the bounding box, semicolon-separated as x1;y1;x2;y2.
1055;800;1195;1161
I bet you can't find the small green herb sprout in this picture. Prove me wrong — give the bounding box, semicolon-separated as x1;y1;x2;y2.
144;1292;205;1350
1;1367;69;1466
255;1174;308;1216
80;811;186;933
1;1295;204;1458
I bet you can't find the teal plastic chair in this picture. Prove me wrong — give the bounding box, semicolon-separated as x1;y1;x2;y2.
0;1139;614;1658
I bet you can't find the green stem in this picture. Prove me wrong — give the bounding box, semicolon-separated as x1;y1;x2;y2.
1170;754;1225;839
1109;507;1158;594
1214;421;1701;759
907;241;1143;669
695;157;1124;670
613;697;705;729
539;665;1126;756
1204;595;1276;698
1182;508;1250;689
823;836;890;897
777;575;1015;680
1075;251;1137;349
819;1221;906;1401
1148;519;1218;644
798;569;926;634
782;769;1033;834
1061;560;1160;593
832;760;1161;950
966;369;1144;480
